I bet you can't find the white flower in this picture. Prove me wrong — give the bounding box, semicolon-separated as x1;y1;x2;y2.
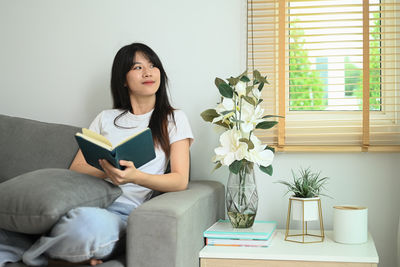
245;135;274;167
215;98;234;114
214;129;248;166
240;101;264;133
212;98;235;125
235;81;247;97
212;112;234;125
201;71;277;174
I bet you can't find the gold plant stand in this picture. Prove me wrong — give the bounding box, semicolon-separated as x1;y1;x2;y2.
285;197;324;243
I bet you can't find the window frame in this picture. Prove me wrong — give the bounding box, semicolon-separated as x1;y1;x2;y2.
247;0;400;152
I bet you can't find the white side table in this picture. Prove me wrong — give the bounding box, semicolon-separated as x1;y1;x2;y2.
199;230;379;267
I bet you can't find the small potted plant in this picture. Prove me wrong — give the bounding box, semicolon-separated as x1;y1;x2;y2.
277;167;329;221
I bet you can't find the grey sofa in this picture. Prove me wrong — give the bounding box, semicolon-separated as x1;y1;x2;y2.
0;114;225;267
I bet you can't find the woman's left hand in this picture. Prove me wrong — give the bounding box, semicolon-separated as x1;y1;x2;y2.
99;159;140;185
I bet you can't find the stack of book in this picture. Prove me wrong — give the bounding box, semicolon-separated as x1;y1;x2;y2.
203;219;277;247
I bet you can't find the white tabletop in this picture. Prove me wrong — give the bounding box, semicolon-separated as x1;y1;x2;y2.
199;230;379;263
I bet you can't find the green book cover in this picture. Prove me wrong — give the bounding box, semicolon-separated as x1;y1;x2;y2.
75;128;156;171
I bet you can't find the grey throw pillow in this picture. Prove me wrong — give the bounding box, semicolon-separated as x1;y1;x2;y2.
0;168;122;234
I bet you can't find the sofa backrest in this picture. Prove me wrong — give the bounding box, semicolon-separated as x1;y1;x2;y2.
0;114;80;183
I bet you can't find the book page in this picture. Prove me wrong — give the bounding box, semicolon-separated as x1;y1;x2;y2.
76;131;112;151
82;128;113;147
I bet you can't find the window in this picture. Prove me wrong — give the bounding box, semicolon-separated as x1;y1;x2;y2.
248;0;400;151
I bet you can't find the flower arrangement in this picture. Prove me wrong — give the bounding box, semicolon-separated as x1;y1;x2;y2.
277;167;330;198
201;70;280;175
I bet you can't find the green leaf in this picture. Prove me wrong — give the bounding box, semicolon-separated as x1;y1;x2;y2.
260;165;273;176
256;121;278;129
239;138;254;150
260;75;268;84
243;96;256;106
220;110;234;115
246;85;253;95
218;83;233;98
212;162;222;172
264;75;270;84
227;77;239;86
265;145;275;153
229;160;243;174
240;75;250;82
253;70;262;81
258;99;263;105
253;70;269;84
238;70;248;79
200;109;219;122
258;82;264;91
262;114;284;119
215;78;233;98
214;120;230;129
215;77;225;88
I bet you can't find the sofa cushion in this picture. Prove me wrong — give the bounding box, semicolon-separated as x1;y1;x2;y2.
0;114;80;183
0;168;122;234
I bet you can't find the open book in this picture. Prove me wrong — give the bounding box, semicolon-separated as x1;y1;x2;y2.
75;128;156;171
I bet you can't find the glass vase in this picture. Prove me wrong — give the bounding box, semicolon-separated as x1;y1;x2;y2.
226;163;258;228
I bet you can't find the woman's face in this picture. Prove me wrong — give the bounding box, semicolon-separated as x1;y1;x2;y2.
125;52;161;98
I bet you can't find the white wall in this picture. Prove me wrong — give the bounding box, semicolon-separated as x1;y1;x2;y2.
0;1;399;266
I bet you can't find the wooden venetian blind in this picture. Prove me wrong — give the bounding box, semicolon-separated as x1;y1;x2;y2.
248;0;400;152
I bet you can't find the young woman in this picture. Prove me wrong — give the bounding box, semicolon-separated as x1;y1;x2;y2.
0;43;193;266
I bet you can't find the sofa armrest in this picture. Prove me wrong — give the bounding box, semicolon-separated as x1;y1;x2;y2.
126;180;225;267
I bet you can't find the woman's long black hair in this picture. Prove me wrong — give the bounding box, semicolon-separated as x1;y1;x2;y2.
110;43;174;157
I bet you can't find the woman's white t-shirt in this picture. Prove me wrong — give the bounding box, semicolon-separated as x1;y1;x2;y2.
88;109;194;208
